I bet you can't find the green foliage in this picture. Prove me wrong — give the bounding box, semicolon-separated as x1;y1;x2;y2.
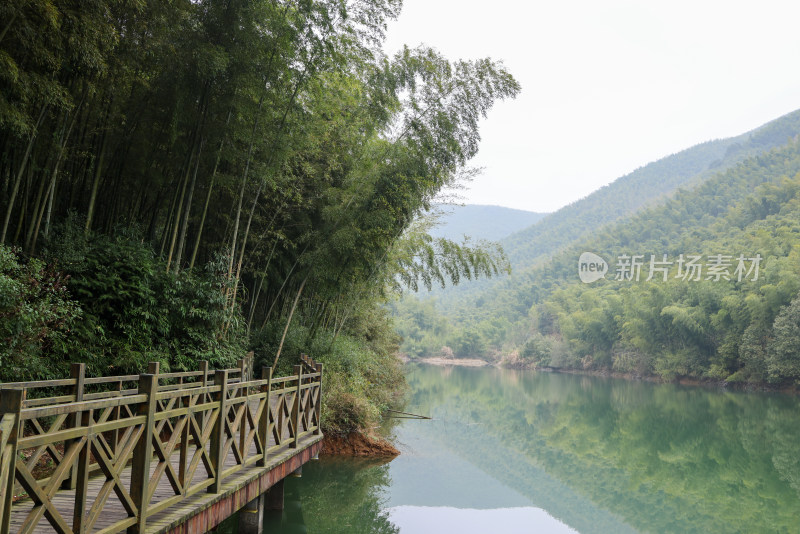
521;333;552;366
0;244;79;381
450;328;484;358
252;317;405;435
39;225;244;377
390;296;451;358
425;109;800;316
389;217;511;293
766;294;800;382
526;142;800;382
0;0;518;435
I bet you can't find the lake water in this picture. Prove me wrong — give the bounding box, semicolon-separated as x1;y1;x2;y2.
224;365;800;533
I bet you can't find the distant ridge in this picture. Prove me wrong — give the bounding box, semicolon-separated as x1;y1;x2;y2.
501;108;800;269
420;107;800;308
429;204;547;243
419;110;800;306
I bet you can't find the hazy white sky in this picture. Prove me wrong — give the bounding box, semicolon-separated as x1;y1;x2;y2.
383;0;800;213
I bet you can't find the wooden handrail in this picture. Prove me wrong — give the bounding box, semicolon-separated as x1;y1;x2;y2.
0;358;247;411
0;355;323;534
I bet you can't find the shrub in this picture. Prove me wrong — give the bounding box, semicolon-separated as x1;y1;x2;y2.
41;223;244;376
252;318;405;435
318;332;405;435
520;333;552;366
0;245;80;381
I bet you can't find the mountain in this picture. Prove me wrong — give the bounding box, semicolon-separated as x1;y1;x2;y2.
501;137;800;382
395;108;800;384
503;108;800;269
428;204;547;243
422;108;800;312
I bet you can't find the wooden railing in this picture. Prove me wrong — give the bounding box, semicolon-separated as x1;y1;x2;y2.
0;356;323;534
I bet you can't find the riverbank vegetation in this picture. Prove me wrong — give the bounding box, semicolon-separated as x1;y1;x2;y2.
0;0;517;436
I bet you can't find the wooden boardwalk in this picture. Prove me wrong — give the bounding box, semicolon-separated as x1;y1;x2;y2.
0;357;324;534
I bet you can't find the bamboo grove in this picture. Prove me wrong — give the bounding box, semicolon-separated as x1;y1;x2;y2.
0;0;518;428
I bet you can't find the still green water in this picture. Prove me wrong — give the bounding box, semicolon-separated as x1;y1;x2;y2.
224;365;800;533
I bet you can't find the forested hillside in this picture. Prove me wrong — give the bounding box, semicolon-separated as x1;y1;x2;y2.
415;109;800;314
0;0;517;434
514;139;800;382
396;127;800;384
503;109;800;269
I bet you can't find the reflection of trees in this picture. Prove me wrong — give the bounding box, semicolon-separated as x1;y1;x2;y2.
216;457;399;534
290;458;399;534
406;365;800;534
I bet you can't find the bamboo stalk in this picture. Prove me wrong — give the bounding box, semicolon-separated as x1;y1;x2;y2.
273;277;307;369
1;105;48;243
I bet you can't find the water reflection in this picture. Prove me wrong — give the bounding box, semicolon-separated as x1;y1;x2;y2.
399;366;800;533
274;458;399;533
263;478;307;533
232;366;800;533
386;506;578;533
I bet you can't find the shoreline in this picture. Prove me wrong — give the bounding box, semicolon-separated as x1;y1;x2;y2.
517;365;800;395
399;355;493;367
320;432;400;457
401;351;799;394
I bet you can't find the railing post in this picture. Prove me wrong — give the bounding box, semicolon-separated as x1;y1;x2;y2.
0;389;23;534
245;351;254;381
147;361;160;376
201;360;209;387
238;359;247;454
314;363;323;436
110;378;123;460
197;360;211;427
73;407;93;533
200;360;210;427
129;374;157;534
257;367;272;467
178;381;191;490
291;365;302;448
209;370;228;494
63;362;85;489
177;363;189;488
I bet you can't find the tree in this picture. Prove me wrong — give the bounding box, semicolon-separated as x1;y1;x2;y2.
767;293;800;382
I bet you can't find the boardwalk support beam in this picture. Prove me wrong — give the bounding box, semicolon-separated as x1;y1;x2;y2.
238;494;264;534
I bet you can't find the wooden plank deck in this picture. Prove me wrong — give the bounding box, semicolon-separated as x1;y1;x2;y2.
7;399;323;534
